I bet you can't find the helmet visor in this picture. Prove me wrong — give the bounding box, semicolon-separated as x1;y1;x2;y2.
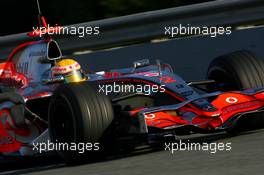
64;70;84;83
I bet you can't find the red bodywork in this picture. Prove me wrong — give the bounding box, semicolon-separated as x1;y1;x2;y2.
0;40;47;154
130;91;264;130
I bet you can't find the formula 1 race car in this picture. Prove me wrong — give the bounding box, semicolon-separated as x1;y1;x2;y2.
1;6;264;164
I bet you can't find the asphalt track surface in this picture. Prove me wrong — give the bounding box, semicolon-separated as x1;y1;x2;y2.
1;128;264;175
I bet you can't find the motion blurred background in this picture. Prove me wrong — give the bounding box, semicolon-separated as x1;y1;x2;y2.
0;0;212;36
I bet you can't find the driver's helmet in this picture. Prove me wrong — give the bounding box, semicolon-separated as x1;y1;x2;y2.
51;58;86;83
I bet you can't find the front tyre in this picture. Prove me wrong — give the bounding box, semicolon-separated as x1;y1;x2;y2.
207;50;264;90
48;82;114;164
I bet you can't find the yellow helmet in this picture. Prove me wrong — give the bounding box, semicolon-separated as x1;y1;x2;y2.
52;59;86;83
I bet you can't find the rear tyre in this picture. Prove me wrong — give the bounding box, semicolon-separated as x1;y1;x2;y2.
48;82;114;165
207;50;264;90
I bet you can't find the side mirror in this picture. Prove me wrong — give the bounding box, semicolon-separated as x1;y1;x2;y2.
133;59;150;69
47;40;62;60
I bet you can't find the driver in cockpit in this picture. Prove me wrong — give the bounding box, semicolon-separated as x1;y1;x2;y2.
51;58;87;83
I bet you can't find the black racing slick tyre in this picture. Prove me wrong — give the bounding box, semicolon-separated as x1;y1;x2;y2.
48;82;114;164
207;50;264;90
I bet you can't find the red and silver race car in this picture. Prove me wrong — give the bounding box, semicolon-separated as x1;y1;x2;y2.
1;4;264;164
